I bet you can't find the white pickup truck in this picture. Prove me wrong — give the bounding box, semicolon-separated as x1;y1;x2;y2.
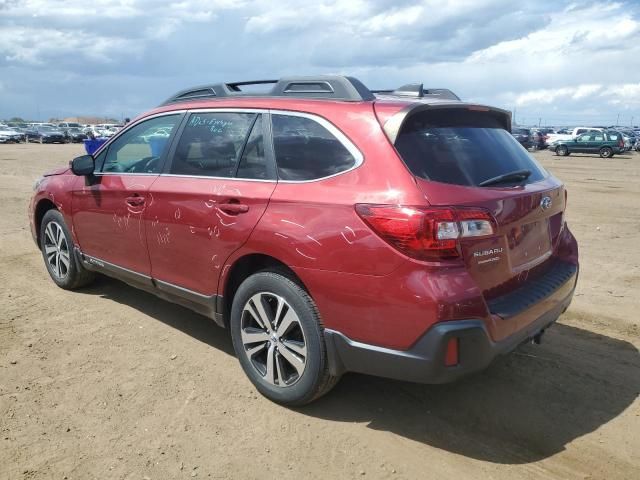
546;127;604;145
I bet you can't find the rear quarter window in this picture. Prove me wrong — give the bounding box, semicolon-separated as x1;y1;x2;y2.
271;114;357;181
394;109;547;187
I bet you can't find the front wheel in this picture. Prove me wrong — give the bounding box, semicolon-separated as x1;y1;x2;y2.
40;210;95;289
556;145;569;156
600;147;613;158
230;271;338;405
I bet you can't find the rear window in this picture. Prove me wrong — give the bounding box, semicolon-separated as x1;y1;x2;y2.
394;109;547;187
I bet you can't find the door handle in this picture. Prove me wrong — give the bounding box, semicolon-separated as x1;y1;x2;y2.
126;195;145;206
217;202;249;215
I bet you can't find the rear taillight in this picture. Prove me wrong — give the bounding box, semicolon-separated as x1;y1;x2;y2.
355;204;496;261
619;139;624;148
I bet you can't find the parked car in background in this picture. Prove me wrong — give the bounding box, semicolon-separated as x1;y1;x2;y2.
546;127;603;145
530;130;548;150
6;127;26;142
28;125;66;144
551;130;624;158
0;127;23;143
619;130;637;151
82;126;108;139
511;127;532;149
29;75;579;405
0;126;25;143
64;127;88;143
58;122;82;130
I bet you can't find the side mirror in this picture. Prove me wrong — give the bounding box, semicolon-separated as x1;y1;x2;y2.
70;155;95;176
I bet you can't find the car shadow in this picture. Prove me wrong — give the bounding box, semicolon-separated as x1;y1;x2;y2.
300;323;639;464
79;275;234;356
75;277;638;464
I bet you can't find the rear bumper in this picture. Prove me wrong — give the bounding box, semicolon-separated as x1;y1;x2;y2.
325;264;577;384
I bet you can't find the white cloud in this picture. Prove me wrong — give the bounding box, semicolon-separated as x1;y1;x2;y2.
0;0;638;124
0;26;142;65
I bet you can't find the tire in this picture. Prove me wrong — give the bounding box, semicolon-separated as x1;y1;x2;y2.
556;145;569;156
40;210;95;290
600;147;613;158
230;271;338;406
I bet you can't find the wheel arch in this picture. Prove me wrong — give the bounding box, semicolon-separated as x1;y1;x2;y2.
34;198;58;248
220;252;309;328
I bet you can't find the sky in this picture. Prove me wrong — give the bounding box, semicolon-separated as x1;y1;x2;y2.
0;0;639;126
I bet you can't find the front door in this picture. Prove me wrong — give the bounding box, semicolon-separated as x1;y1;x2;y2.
72;114;182;275
574;133;593;153
145;111;277;296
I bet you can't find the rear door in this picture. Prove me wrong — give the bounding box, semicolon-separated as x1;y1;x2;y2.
590;132;606;153
145;110;277;297
393;108;566;297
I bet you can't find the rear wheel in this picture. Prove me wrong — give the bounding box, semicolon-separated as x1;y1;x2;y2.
556;145;569;156
600;147;613;158
40;210;94;289
230;271;338;405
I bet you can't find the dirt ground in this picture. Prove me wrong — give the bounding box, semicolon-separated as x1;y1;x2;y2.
1;143;639;480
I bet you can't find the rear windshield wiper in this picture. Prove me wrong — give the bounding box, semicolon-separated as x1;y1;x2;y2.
479;169;532;187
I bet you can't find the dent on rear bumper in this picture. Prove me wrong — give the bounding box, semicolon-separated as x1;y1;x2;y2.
325;282;575;384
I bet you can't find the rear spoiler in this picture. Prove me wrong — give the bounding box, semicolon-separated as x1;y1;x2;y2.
382;103;512;144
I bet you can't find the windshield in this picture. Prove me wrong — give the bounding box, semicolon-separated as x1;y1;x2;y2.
395;109;547;187
38;126;55;132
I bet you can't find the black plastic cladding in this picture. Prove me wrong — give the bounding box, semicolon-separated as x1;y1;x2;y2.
159;76;460;106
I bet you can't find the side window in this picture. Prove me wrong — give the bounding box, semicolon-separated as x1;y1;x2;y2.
272;114;356;181
170;113;256;177
576;129;586;135
102;115;179;173
577;134;591;142
593;134;604;141
608;133;619;141
236;116;273;180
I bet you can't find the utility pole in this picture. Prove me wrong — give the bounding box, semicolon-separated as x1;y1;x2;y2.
538;117;541;127
616;113;620;126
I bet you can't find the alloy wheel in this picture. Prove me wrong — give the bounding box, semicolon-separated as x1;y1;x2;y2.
43;221;70;279
240;292;307;387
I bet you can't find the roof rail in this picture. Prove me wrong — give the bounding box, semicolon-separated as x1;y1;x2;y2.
371;83;461;101
160;75;376;105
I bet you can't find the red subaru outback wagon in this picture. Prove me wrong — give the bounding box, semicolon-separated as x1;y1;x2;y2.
29;76;578;405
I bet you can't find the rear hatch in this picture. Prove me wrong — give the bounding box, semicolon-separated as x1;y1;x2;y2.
393;107;566;298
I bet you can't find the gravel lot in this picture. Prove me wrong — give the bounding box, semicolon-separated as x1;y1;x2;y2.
1;143;639;480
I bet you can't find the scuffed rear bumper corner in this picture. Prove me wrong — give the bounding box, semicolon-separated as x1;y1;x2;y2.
324;272;576;384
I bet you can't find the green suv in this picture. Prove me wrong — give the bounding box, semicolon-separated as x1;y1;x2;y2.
552;130;625;158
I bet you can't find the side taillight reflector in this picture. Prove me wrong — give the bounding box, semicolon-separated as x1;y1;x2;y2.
445;338;459;366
